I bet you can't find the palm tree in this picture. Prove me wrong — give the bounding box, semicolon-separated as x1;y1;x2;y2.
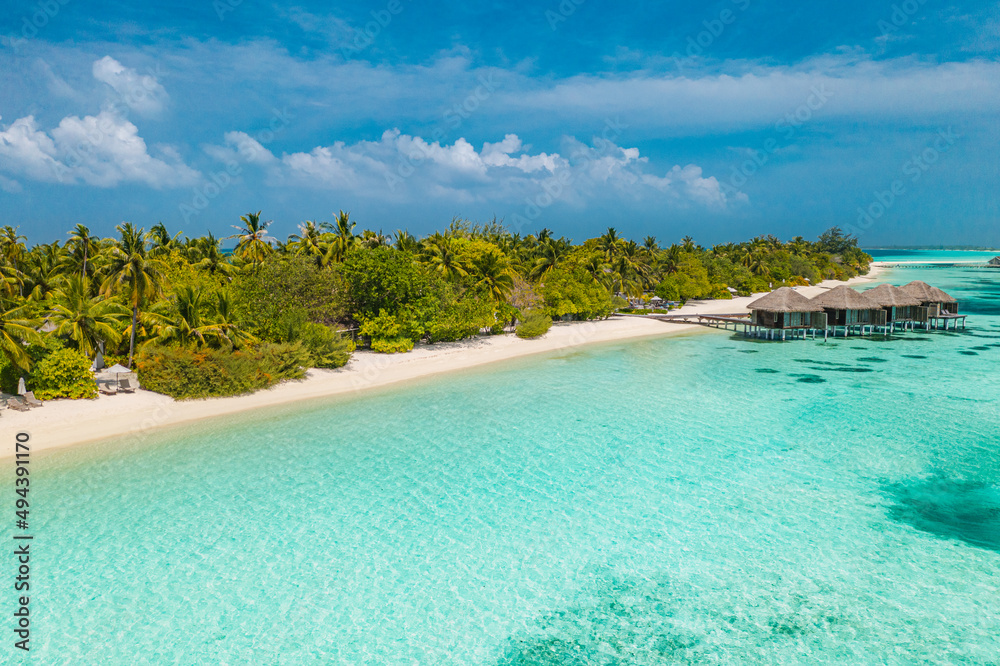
0;226;27;297
100;223;166;368
67;224;100;279
227;211;274;271
393;229;418;253
472;251;514;302
288;221;330;267
189;233;236;277
23;242;66;302
144;286;228;348
597;227;622;261
0;302;42;370
149;222;183;255
681;236;696;252
323;210;358;262
529;242;563;281
421;237;470;280
47;276;127;358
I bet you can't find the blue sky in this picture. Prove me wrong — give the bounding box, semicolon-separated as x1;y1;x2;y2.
1;0;999;247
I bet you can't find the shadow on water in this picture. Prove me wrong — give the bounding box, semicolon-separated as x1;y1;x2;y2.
755;368;780;374
856;357;888;363
806;366;875;373
901;355;927;359
789;374;826;383
884;477;1000;552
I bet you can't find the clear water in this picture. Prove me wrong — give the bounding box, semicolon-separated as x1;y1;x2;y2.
867;248;999;264
11;258;1000;664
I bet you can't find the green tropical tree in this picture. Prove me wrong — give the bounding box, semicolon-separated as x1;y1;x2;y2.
100;223;166;367
48;276;127;358
228;211;274;271
0;302;42;370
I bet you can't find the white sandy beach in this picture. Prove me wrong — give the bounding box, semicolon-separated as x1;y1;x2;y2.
3;267;882;457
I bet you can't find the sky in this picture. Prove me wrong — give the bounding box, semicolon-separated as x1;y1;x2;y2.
1;0;999;247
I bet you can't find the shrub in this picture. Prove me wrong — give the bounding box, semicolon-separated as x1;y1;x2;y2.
516;310;552;339
359;309;414;353
371;337;414;353
136;343;309;400
29;348;97;400
299;322;355;368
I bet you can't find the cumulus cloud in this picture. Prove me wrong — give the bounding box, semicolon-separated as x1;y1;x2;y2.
0;111;200;188
205;128;737;210
92;56;169;116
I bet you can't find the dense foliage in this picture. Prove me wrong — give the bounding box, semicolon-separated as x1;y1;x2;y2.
136;344;309;400
0;214;869;399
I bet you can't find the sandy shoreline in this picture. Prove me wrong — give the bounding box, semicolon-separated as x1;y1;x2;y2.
3;266;883;457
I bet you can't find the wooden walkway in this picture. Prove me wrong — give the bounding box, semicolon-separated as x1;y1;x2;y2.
618;311;969;340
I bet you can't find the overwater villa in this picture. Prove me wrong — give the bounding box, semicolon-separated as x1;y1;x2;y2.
747;287;827;339
900;280;965;329
863;283;922;330
809;285;886;336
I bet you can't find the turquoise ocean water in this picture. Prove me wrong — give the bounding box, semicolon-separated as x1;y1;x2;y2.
10;258;1000;664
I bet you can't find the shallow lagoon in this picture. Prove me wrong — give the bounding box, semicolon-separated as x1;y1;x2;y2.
18;261;1000;664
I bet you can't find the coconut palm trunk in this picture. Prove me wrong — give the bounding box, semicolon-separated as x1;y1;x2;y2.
129;305;139;368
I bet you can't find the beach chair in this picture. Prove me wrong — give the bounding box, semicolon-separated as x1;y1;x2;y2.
6;398;30;412
118;378;137;393
22;391;43;407
98;381;118;396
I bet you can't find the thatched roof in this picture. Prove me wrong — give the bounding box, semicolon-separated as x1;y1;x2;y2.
863;283;922;307
747;287;825;312
809;285;881;310
988;256;1000;267
900;280;957;303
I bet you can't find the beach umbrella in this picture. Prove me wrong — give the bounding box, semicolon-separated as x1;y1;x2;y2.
104;364;131;385
17;377;25;395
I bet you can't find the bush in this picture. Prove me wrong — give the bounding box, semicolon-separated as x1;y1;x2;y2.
230;257;344;342
516;310;552;339
299;322;355;368
136;343;309;400
29;348;97;400
371;337;414;353
359;309;414;353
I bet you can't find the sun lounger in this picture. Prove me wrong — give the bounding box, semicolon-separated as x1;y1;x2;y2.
118;378;137;393
6;398;30;412
98;382;118;395
22;391;43;407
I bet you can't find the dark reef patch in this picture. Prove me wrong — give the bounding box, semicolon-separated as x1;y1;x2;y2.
958;351;979;356
901;355;927;359
884;478;1000;552
856;357;888;363
755;369;780;374
790;374;826;383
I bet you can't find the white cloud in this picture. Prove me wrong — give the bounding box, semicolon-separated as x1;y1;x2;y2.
0;111;200;188
92;56;168;116
204;128;737;210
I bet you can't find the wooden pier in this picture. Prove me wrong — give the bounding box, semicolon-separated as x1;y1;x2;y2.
619;310;968;341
